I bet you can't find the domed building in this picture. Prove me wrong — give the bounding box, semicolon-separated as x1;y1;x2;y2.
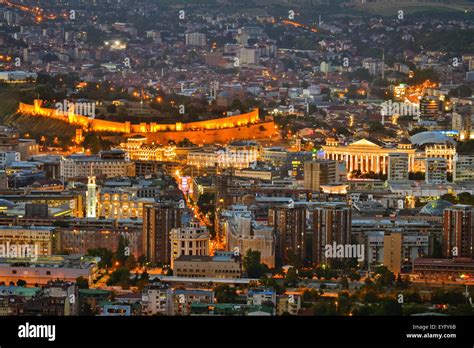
410;131;457;148
419;199;453;216
410;131;457;172
0;199;15;211
216;91;233;108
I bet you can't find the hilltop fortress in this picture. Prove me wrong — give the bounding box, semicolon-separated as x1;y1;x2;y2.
17;100;279;144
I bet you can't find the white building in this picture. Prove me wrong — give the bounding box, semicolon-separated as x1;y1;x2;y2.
387;153;409;182
170;220;210;270
187;142;259;169
454;154;474;182
238;47;260;65
60;152;135;179
118;136;176;162
425;157;447;184
141;283;170;316
0;71;37;82
185;32;206;47
223;205;275;268
0;151;20;169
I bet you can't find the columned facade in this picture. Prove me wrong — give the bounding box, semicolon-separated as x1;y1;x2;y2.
322;139;416;175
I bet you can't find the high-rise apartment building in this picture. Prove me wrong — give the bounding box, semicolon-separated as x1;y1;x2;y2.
143;203;182;265
268;206;306;265
443;205;474;259
312;203;352;265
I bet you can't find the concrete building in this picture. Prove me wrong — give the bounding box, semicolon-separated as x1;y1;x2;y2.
443;205;474;259
97;187;154;220
277;294;302;316
143;202;182;264
60;151;135;179
223;205;275;268
187;142;259;170
58;227;142;258
424;144;456;172
303;160;337;192
454;154;474;182
141;283;170;316
238;47;260;65
185;32;207;47
312;203;352;265
0;151;20;169
118;136;176;162
167;289;214;316
383;232;402;274
0;256;98;285
169;220;210;270
425;158;447;184
387;153;409;182
268;206;306;265
0;226;55;256
173;251;242;278
452;112;472;141
247;288;276;307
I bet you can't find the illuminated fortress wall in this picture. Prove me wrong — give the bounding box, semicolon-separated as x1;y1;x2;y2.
17;101;279;144
18;101;261;133
142;121;277;145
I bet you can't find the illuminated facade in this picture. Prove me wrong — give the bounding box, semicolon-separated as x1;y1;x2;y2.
60;153;135;179
86;176;97;218
97;188;154;219
187;141;259;169
118;136;176;162
18;101;261;133
322;138;415;175
223;205;275;268
170;220;210;270
0;226;54;256
424;144;456;172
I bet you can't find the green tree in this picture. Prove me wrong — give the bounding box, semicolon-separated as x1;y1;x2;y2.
107;267;131;289
215;285;238;303
87;247;113;268
75;276;89;289
284;268;299;287
373;266;395;288
243;249;268;279
114;236;129;266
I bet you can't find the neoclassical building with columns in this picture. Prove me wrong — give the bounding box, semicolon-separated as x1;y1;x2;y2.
322;138;416;175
